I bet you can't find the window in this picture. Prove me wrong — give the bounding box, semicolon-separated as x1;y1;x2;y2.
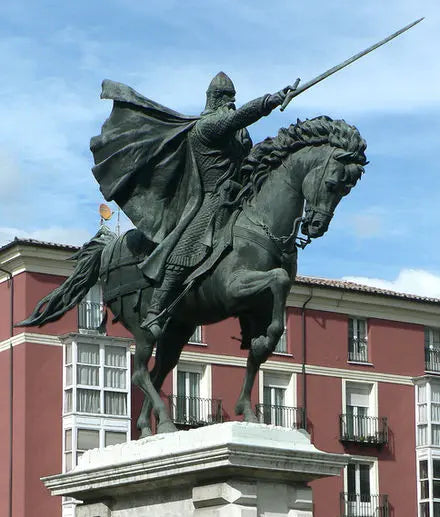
61;335;131;482
341;381;387;445
189;326;203;344
274;311;287;354
170;363;220;426
78;284;105;333
416;380;440;447
418;458;440;516
64;341;128;416
425;327;440;372
258;372;300;428
342;462;379;516
346;383;371;439
348;318;368;363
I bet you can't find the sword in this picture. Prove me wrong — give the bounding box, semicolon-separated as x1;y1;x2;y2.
280;17;424;112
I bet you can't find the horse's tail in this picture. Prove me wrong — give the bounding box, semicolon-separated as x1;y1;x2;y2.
16;226;117;327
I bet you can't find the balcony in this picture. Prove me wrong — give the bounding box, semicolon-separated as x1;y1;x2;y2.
78;301;105;334
340;414;388;446
425;347;440;372
168;395;223;427
255;404;305;429
348;337;368;363
340;493;389;517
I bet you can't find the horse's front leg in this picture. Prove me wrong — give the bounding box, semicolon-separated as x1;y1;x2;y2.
131;328;177;436
226;268;291;421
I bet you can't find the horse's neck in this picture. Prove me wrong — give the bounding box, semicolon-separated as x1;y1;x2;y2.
248;148;312;237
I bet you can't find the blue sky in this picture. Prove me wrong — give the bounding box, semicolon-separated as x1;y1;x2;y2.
0;0;439;295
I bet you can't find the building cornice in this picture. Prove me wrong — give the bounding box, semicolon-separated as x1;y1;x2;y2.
0;332;133;353
0;243;75;282
287;284;440;327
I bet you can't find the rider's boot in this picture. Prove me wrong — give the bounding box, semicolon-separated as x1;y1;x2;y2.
140;265;186;338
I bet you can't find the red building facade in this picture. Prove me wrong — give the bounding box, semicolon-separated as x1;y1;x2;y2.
1;238;440;517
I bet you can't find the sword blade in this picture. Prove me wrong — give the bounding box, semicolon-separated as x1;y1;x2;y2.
280;17;424;111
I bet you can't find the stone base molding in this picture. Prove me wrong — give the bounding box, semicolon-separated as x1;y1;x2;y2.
43;422;348;516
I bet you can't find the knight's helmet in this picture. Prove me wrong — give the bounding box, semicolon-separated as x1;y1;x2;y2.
204;71;236;112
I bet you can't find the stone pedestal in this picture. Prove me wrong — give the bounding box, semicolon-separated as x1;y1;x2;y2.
43;422;348;516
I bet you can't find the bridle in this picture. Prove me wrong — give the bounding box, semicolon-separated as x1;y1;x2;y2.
242;146;339;254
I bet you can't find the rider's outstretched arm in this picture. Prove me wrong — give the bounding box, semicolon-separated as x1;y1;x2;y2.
198;87;291;143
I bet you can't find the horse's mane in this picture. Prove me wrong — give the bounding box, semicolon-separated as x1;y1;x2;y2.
235;116;367;204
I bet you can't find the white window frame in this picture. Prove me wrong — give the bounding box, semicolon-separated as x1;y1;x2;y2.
416;449;440;517
188;326;206;346
61;335;131;517
274;310;288;354
173;362;211;400
348;317;369;363
343;457;379;512
259;370;297;427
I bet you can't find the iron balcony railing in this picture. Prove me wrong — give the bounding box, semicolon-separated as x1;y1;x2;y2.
255;404;305;429
78;301;105;333
348;337;368;362
425;347;440;372
168;395;223;427
340;492;389;517
340;414;388;446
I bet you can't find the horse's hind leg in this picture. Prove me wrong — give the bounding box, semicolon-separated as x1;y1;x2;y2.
137;319;196;436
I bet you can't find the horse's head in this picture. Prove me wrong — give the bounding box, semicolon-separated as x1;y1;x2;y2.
301;147;366;238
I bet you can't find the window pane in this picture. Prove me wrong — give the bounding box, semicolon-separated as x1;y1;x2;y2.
434;502;440;517
433;480;440;499
434;460;440;478
433;425;440;445
177;371;186;397
359;464;370;499
418;425;428;446
419;403;428;423
77;429;99;450
347;464;356;494
421;480;430;499
433;386;440;403
420;502;430;517
104;391;127;415
105;346;126;367
420;460;429;479
65;429;72;451
419;385;427;403
65;344;72;365
78;343;99;364
65;452;72;471
105;431;127;447
77;388;100;413
104;368;126;389
65;365;72;386
64;389;72;412
77;365;99;386
274;387;285;407
189;372;200;398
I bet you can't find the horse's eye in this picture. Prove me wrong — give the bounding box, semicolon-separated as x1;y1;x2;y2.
325;180;337;192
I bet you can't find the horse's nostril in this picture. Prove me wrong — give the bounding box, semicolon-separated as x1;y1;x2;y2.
312;220;321;228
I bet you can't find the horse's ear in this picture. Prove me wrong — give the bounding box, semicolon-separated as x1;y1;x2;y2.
334;151;354;163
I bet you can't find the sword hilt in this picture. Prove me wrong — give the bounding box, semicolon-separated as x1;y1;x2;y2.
280;77;301;112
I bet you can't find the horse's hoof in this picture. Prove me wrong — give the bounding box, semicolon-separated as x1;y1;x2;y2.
243;411;259;423
139;427;152;439
157;420;178;434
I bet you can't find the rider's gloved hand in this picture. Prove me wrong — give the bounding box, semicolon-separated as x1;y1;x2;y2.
266;86;294;110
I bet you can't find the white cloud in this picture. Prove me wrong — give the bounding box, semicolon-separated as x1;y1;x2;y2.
342;269;440;299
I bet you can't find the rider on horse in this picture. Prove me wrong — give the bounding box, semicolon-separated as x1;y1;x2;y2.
89;72;295;339
139;72;294;337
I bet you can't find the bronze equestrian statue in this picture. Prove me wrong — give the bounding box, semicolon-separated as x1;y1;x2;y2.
18;20;426;436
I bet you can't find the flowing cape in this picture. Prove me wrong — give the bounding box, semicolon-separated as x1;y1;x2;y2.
90;80;201;282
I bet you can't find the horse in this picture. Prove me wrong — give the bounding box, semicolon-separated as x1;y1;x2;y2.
18;116;367;437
